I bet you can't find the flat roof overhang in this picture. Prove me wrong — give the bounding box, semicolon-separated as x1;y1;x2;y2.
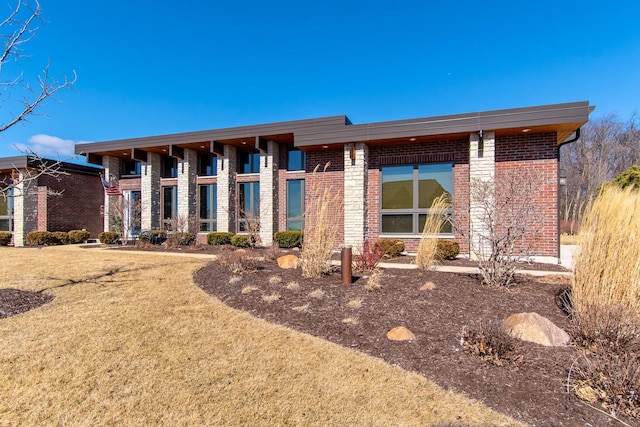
0;156;101;175
76;101;594;164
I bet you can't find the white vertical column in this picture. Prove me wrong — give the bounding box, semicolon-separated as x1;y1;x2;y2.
142;152;161;230
217;145;236;233
12;172;38;246
177;148;197;223
259;140;278;246
343;142;368;248
469;131;495;260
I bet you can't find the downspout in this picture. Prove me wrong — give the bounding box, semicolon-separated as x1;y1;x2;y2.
556;128;581;265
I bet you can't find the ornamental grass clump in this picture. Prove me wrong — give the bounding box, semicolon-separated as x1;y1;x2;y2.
416;194;451;270
569;186;640;418
301;163;342;278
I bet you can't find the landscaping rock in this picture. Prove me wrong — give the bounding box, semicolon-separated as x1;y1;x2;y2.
277;254;301;269
503;312;570;346
387;326;416;341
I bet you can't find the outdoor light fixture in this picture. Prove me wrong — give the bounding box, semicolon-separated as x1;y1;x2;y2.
522;128;531;133
410;138;416;142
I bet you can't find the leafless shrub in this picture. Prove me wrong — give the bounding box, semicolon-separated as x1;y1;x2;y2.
571;304;640;354
263;246;281;262
353;239;384;273
301;163;342;278
570;350;640;418
217;250;260;274
460;321;522;366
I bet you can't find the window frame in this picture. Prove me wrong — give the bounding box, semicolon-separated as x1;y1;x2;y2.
237;181;259;232
198;184;217;232
0;188;14;232
238;151;261;174
286;179;305;231
121;159;142;176
162;156;178;178
198;154;217;177
287;148;306;171
379;163;454;236
162;186;178;229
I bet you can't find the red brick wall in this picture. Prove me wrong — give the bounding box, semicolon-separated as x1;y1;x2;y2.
305;149;345;246
39;171;104;238
495;132;559;256
368;140;469;252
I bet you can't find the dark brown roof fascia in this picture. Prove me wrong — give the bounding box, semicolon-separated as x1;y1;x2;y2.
294;101;594;147
75;115;349;155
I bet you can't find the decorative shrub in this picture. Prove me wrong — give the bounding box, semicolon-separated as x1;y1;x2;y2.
68;229;91;244
98;231;120;244
26;231;57;245
274;231;303;248
51;231;70;245
0;231;12;246
353;239;384;272
230;234;250;248
138;230;167;245
207;232;234;245
461;321;521;366
375;238;405;258
435;240;460;260
165;232;196;247
217;250;260;273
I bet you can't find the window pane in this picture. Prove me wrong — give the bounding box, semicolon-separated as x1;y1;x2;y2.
287;180;304;230
381;214;413;233
381;166;413;209
0;219;9;231
419;214;453;234
163;187;176;220
162;157;178;178
418;164;453;208
122;159;141;175
287;149;306;171
239;152;260;174
0;197;9;216
199;185;210;219
198;154;217;176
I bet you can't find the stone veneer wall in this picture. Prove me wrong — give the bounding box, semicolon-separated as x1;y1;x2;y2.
468;131;495;259
343;142;368;248
177;148;197;220
259;141;278;246
217;145;236;233
142;152;161;230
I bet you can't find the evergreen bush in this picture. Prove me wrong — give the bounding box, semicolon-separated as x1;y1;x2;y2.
207;232;234;245
375;238;405;258
273;231;303;248
26;231;56;245
435;240;460;260
230;234;250;248
68;229;91;244
98;231;120;244
0;231;12;246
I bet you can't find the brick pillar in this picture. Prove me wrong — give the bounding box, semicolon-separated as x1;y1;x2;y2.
217;145;236;232
37;186;48;231
102;155;119;232
343;142;368;248
469;131;495;260
177;148;197;224
259;141;278;246
142;152;161;230
12;172;38;246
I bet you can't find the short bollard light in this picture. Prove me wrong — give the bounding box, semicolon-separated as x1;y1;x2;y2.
341;246;352;285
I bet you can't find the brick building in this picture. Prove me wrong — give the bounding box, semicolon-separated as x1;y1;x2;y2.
75;101;593;258
0;156;104;246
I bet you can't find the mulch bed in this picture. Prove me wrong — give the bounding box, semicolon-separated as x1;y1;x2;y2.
192;247;627;427
0;288;53;319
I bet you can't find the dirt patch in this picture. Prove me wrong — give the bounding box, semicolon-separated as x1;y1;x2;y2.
0;288;53;319
193;251;627;427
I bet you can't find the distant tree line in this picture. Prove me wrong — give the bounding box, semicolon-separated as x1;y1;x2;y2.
559;114;640;234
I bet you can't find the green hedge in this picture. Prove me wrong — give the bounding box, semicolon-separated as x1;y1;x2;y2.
274;231;303;248
68;229;91;244
26;231;59;245
139;230;167;245
0;231;12;246
230;234;250;248
207;232;234;245
98;231;120;244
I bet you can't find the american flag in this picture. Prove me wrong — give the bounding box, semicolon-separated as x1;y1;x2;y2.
100;174;122;196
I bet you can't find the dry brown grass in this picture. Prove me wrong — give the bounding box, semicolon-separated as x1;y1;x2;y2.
416;194;451;270
0;246;520;426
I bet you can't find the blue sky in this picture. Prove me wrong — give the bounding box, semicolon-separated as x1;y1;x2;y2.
1;0;638;160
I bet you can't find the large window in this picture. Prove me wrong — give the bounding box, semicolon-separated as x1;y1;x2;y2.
287;180;304;230
198;154;217;176
238;182;259;232
0;189;13;232
380;163;453;234
199;184;217;231
162;156;178;178
122;159;141;176
287;148;306;171
162;186;178;229
238;152;260;174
